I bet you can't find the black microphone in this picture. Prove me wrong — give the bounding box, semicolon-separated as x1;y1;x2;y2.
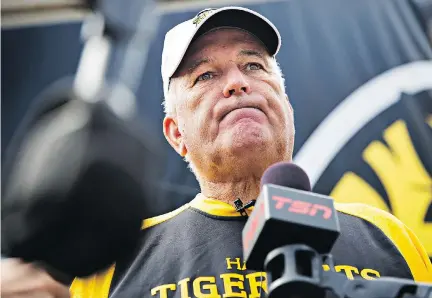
1;82;163;282
242;162;340;297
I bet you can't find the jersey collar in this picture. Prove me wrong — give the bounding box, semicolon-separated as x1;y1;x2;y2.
189;193;254;217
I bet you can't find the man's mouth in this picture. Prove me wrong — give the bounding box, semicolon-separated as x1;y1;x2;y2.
220;107;266;125
221;107;263;121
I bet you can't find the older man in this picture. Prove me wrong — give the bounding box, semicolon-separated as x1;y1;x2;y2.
2;6;431;298
69;6;431;297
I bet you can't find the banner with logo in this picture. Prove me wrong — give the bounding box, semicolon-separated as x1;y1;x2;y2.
2;0;431;258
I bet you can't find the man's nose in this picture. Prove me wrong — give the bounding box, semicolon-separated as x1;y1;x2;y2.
223;67;251;98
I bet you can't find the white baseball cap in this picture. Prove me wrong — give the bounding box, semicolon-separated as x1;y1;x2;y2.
161;6;282;98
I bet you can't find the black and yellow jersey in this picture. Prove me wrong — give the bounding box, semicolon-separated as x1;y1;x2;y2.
70;194;432;297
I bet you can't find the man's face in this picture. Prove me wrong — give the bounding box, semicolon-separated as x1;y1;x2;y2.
164;28;294;180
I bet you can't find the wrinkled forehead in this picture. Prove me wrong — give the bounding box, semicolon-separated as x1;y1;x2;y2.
176;28;270;74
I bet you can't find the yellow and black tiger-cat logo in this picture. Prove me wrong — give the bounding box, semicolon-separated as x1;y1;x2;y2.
331;118;432;257
294;61;432;259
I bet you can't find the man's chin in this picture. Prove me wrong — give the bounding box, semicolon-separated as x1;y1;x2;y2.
224;135;270;155
223;121;268;143
218;124;276;157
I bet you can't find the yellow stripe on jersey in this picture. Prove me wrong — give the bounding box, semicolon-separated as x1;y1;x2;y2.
336;202;432;282
142;203;190;229
70;265;115;298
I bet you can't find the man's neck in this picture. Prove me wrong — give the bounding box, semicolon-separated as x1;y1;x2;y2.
199;176;261;206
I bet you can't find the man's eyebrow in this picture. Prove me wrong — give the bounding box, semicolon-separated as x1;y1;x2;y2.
238;49;270;67
185;58;211;75
181;49;268;76
238;49;265;60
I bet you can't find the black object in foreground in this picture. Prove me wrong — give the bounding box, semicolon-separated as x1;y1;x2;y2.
2;0;162;283
265;243;432;298
1;87;162;280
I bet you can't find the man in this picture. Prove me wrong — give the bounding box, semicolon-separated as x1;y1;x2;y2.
2;6;431;298
71;6;432;297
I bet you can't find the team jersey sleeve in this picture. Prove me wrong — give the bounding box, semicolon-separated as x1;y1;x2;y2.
402;223;432;282
336;202;432;282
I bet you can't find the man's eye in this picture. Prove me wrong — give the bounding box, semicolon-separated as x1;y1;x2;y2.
246;63;263;71
196;72;214;83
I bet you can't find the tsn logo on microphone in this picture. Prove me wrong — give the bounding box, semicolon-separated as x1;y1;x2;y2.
272;195;332;219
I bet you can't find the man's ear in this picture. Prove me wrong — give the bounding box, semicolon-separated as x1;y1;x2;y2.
163;115;187;157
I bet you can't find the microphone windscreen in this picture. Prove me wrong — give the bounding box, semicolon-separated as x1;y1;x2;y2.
260;162;311;191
